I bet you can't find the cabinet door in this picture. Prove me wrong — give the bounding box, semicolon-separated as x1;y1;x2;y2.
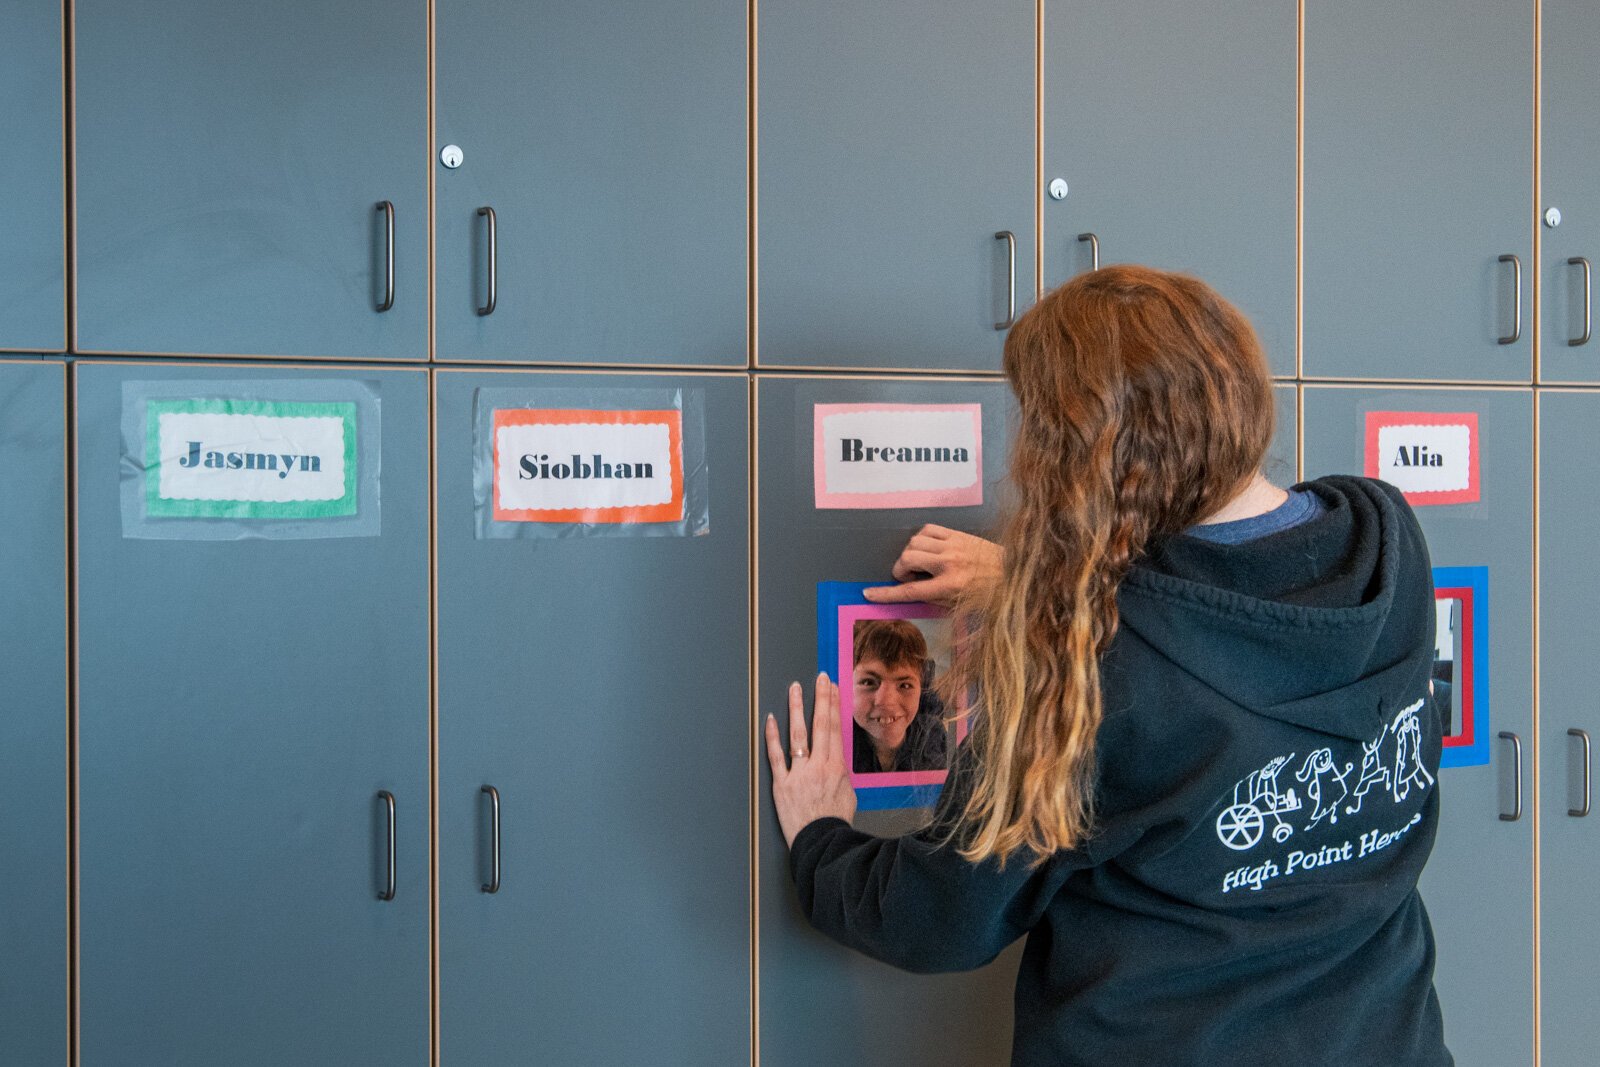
1303;386;1533;1067
1042;0;1296;375
76;363;429;1065
74;1;428;360
435;1;746;366
436;371;749;1063
756;376;1019;1065
0;361;67;1064
758;1;1035;372
1539;0;1600;383
1538;391;1599;1066
0;4;65;353
1303;2;1532;381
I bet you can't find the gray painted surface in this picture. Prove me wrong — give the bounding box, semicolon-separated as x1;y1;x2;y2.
76;363;429;1065
0;3;65;352
1043;0;1296;375
0;361;67;1064
758;0;1035;371
757;376;1021;1066
1538;392;1598;1067
435;371;750;1063
435;2;746;366
1303;386;1533;1067
1271;382;1298;487
1539;0;1600;383
73;1;428;359
1303;1;1532;381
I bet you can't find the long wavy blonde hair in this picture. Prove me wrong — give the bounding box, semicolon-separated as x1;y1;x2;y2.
947;265;1274;865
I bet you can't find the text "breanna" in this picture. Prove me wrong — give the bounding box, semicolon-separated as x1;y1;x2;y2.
840;439;971;463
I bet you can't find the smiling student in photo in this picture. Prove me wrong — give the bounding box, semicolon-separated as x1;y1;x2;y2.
850;619;948;774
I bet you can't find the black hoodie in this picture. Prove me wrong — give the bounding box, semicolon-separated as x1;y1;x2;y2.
790;476;1452;1066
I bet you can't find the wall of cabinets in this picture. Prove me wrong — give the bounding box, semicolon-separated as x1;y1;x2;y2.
1;1;1590;1064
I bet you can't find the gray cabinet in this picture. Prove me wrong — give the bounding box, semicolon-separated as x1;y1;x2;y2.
1303;386;1534;1067
73;1;428;360
75;362;429;1065
1539;0;1600;383
0;3;65;352
758;1;1035;372
756;375;1020;1065
434;1;746;367
435;370;749;1062
1042;0;1296;375
1303;1;1532;382
1538;390;1598;1067
0;361;67;1065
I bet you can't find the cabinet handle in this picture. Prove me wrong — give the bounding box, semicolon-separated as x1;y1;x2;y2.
1497;253;1521;344
375;201;395;313
477;206;497;317
1498;731;1522;821
481;785;501;893
1570;728;1592;818
994;231;1016;330
1077;232;1100;272
377;790;396;900
1568;257;1592;347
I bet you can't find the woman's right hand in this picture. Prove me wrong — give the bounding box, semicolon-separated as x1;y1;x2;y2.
862;524;1002;608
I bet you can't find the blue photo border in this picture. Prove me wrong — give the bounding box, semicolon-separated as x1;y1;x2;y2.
1434;565;1490;769
817;581;951;811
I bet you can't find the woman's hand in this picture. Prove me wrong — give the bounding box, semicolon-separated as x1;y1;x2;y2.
766;674;857;847
862;524;1003;608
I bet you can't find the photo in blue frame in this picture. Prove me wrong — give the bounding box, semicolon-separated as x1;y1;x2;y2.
817;581;963;812
1433;565;1489;769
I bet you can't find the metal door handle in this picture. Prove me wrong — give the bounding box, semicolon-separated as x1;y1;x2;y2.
375;201;395;312
1569;257;1591;346
377;790;396;900
477;206;497;317
1499;732;1522;821
1078;232;1100;272
1571;728;1592;817
481;785;501;893
1497;254;1521;344
994;231;1016;330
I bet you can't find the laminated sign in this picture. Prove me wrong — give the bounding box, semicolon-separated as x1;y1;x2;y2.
813;403;983;509
145;398;357;519
492;408;685;523
1363;411;1480;506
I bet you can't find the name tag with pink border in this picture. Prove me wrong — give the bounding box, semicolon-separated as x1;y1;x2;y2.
813;403;983;509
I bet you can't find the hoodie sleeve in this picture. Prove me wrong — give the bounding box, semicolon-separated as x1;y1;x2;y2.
787;749;1091;973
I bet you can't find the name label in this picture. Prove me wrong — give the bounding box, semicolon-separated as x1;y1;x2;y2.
492;408;684;523
147;399;356;518
814;403;983;509
1364;411;1479;505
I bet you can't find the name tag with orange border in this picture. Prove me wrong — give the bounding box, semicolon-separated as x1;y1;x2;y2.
491;408;685;524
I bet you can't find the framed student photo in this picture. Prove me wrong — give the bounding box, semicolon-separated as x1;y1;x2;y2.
817;582;968;812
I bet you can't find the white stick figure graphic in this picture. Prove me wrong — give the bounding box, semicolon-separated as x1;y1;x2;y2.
1296;748;1353;830
1216;754;1302;851
1391;699;1436;804
1345;736;1393;816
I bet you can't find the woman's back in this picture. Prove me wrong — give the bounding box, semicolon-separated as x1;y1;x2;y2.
769;267;1450;1065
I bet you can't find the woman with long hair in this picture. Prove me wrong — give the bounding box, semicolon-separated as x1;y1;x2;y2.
766;265;1450;1065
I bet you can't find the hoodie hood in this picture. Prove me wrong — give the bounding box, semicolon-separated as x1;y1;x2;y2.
1117;476;1435;741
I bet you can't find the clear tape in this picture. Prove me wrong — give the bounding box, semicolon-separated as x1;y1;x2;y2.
473;385;709;539
120;378;382;541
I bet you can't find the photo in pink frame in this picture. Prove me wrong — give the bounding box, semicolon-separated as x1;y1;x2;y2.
832;600;968;808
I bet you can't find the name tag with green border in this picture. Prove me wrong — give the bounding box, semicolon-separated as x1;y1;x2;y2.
145;398;358;520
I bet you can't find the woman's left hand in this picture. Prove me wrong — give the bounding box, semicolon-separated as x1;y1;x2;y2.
766;673;857;847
